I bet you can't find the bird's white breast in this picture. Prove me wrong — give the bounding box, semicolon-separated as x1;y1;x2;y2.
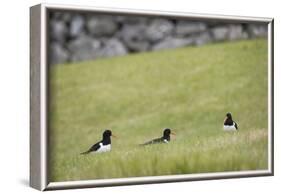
223;125;237;131
96;143;111;153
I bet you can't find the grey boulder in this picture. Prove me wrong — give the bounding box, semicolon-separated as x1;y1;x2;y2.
247;24;268;38
145;19;174;42
194;32;212;46
118;24;150;52
99;38;128;57
176;21;207;36
69;15;85;38
152;37;193;50
115;16;148;24
87;15;118;37
228;25;245;40
50;20;68;43
68;35;102;62
49;42;69;65
211;26;229;41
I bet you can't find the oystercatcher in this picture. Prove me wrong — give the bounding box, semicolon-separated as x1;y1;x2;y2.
141;128;176;145
80;129;115;154
223;112;238;131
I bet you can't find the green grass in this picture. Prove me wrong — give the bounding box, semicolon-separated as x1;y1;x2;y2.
49;39;268;182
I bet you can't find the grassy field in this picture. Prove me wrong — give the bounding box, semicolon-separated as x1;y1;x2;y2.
49;39;268;182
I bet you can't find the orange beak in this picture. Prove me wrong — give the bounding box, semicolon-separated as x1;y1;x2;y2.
112;134;117;138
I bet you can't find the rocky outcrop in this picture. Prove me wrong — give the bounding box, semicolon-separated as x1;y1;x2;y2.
48;11;268;65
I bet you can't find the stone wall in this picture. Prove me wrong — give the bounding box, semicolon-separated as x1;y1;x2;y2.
49;11;268;65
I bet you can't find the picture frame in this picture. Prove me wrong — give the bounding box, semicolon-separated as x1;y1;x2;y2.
30;3;274;191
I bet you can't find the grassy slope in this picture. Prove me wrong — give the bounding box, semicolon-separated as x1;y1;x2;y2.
49;39;268;182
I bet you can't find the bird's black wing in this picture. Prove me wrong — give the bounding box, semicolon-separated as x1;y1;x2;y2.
234;122;238;130
80;141;101;155
141;137;164;146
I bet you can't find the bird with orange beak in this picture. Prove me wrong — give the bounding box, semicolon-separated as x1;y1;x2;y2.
80;129;116;154
141;128;176;145
223;112;238;131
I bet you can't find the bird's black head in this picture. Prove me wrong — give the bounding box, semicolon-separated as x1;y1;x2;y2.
226;112;232;119
163;128;173;141
103;129;112;139
163;128;171;136
102;129;112;145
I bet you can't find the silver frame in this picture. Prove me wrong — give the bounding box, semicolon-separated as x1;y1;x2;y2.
30;3;274;191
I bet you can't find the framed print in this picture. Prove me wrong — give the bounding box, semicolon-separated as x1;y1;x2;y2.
30;3;274;191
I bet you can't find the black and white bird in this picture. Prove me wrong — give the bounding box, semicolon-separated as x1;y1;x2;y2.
80;129;115;154
141;128;176;146
223;112;238;131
